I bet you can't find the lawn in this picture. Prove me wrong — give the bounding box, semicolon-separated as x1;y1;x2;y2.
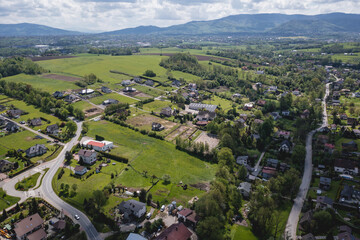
231;225;258;240
134;85;165;97
142;100;172;112
203;95;235;111
15;172;41;191
334;137;360;153
71;100;94;112
1;74;79;93
308;178;341;201
90;92;138;105
0;188;20;211
37;54;201;84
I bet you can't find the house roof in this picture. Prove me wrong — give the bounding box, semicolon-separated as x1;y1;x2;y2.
239;182;252;193
29;118;42;126
341;185;354;199
280;140;292;148
46;124;59;132
189;103;217;112
339;225;352;234
126;233;147;240
87;141;105;148
302;233;316;240
74;165;86;172
118;200;146;216
25;144;47;156
154;222;192;240
334;159;357;170
78;149;96;157
317;196;333;206
299;211;312;224
320;177;331;185
26;228;47;240
14;213;43;237
178;208;193;217
53;220;66;230
262;167;277;175
0;159;14;168
337;231;353;240
324;143;335;149
197;110;216;119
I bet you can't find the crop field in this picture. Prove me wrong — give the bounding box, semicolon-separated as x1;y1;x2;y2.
2;74;79;93
37;54;201;84
90;92;139;105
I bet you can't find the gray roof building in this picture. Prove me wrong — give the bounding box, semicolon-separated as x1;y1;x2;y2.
189;103;217;112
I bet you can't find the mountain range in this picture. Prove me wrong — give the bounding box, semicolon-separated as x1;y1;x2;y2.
1;13;360;37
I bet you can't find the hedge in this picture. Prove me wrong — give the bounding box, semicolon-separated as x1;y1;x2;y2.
100;152;129;164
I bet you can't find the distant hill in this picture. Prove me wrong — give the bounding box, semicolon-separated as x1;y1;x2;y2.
101;12;360;36
0;23;82;37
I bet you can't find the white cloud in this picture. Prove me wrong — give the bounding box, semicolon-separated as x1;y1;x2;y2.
0;0;359;32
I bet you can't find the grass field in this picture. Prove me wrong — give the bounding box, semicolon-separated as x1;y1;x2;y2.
37;54;201;84
90;92;139;105
2;74;79;93
134;85;165;97
203;95;234;111
231;225;258;240
15;172;41;191
142;100;172;112
71;100;94;112
0;188;20;211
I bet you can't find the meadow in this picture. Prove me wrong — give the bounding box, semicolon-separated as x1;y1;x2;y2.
142;100;172;112
90;92;139;105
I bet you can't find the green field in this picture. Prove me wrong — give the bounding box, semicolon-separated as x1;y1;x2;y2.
71;100;95;112
2;74;79;93
231;225;258;240
0;188;20;211
142;100;172;112
90;92;139;105
37;54;201;84
133;84;165;97
203;95;234;111
15;172;41;191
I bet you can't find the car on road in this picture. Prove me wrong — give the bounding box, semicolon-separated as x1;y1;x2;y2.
20;121;25;124
74;214;80;220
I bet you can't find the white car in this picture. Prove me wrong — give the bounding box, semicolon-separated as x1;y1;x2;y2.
160;205;165;212
74;214;80;220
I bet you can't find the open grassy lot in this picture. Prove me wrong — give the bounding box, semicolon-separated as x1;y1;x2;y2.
90;92;138;105
37;54;201;84
332;53;360;64
334;137;360;152
203;95;234;111
0;188;20;211
85;120;216;188
134;85;165;97
15;172;41;191
2;74;79;93
142;100;172;112
71;100;94;112
231;225;258;240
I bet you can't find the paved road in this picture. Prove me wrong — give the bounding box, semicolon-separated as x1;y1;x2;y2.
1;116;62;144
285;83;330;239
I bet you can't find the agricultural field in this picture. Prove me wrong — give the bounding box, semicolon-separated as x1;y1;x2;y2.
37;54;202;84
90;92;139;105
2;74;79;93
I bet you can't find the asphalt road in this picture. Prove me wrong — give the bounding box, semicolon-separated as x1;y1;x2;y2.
285;83;330;239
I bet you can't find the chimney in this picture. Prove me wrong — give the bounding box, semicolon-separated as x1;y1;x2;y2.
176;227;178;231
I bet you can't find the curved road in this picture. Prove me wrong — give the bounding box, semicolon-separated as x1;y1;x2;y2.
285;83;330;239
2;121;101;240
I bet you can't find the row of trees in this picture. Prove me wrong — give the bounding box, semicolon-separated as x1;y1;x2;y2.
0;57;45;78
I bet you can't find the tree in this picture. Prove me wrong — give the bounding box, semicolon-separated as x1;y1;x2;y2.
217;147;235;170
65;151;72;162
139;189;147;203
147;193;153;205
65;121;77;137
313;210;333;234
72;184;78;192
1;209;7;220
196;216;224;240
143;70;156;77
259;118;274;141
292;144;306;168
162;174;171;184
237;165;247;181
93;190;107;209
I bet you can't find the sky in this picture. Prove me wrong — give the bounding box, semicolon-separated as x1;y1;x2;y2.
0;0;360;32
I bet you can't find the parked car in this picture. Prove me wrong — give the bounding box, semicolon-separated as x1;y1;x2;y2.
146;212;152;219
160;205;165;212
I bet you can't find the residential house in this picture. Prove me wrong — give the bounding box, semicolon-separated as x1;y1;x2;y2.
236;156;249;166
80;89;94;95
52;91;64;98
232;93;241;98
319;177;331;190
301;109;310;119
276;130;291;139
172;80;182;87
7;109;23;118
281;110;290;116
103;99;119;105
332;99;341;106
324;143;335;154
126;233;146;240
316;196;333;210
279;163;290;172
118;199;146;220
0;118;6;127
14;213;44;240
46;124;59;136
292;89;301;96
262;167;277;179
238;182;251;198
347;118;358;126
160;107;172;117
145;80;154;86
78;149;97;165
337;226;357;240
254;119;264;125
301;233;315;240
256;99;266;107
0;159;14;172
279;140;292;153
340;113;348;120
28;118;42;127
353;129;360;138
355;92;360;98
188;83;197;91
331;124;337;131
121;80;131;86
268;86;277;92
318;126;331;134
74;165;87;175
83;140;113;151
255;82;262;88
64;94;77;103
196;111;216;121
123;87;136;92
154;222;192;240
25;144;47;158
340;185;354;201
342;141;358;152
133;77;143;83
189;103;217;112
239;114;248;121
243;102;254;110
5;122;19;132
299;211;312;232
334;159;358;175
177;208;198;227
101;86;112;93
267;159;279;168
152;122;164;131
256;70;264;75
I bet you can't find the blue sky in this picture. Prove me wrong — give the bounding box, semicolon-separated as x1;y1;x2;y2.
0;0;359;32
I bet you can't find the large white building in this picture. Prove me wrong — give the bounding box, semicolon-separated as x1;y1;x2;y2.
83;140;113;151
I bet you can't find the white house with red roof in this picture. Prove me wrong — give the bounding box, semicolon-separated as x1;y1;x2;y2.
83;140;113;151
